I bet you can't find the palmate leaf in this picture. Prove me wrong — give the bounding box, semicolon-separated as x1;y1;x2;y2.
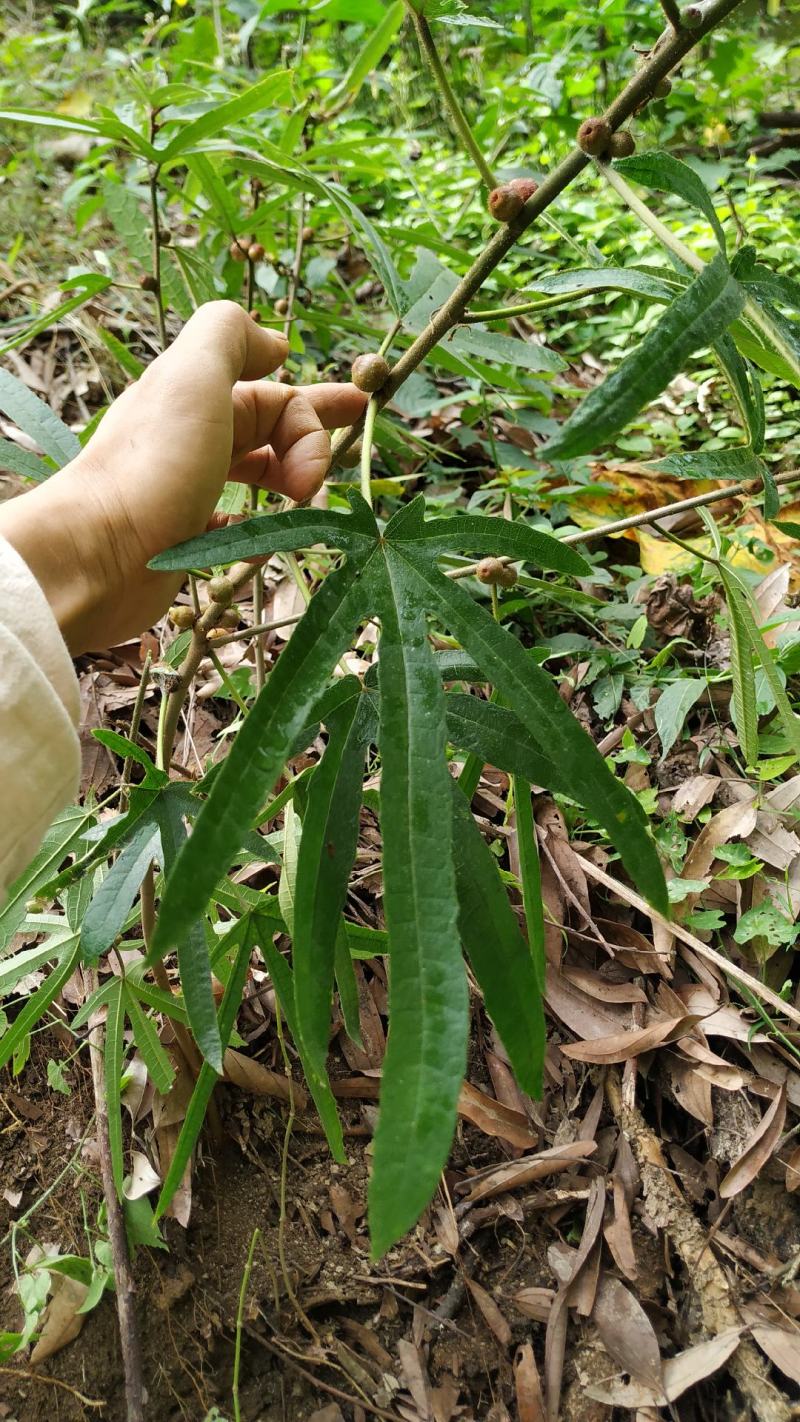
541;253;745;462
151;493;667;1253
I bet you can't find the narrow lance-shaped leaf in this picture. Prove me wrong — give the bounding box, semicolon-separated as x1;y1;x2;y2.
0;368;80;468
105;980;127;1197
334;923;363;1047
293;684;367;1071
512;780;546;993
450;784;544;1094
150;499;377;572
719;567;761;768
80;821;161;964
541;254;745;462
152;558;369;958
155;793;222;1073
258;929;346;1163
370;548;469;1258
644;447;767;482
724;565;800;763
445;693;563;792
713;333;765;453
324;1;405;108
156;918;253;1220
0;275;113;357
405;551;668;914
384;496;590;577
156;71;292;162
0;438;52;483
124;985;176;1097
521;265;681;304
0;940;81;1073
614;151;727;249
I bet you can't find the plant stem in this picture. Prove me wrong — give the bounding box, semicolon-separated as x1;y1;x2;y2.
360;397;379;506
408;5;497;189
659;0;684;27
232;1227;261;1422
120;651;152;807
212;610;304;647
87;968;145;1422
249;488;267;694
146;130;168;350
462;291;590;323
330;0;747;466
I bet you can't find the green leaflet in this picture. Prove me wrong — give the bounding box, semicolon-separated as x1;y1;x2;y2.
150;504;376;571
391;500;590;577
80;822;161;964
370;548;468;1258
512;780;546;994
654;679;707;761
293;684;367;1072
0;368;80;468
0;275;112;357
405;553;668;914
723;565;800;764
152;558;369;958
105;980;127;1197
154;793;222;1073
0;940;81;1073
334;922;363;1047
102;180;191;319
258;929;345;1162
614;151;727;249
155;918;253;1220
155;71;293;162
324;1;405;108
0;437;52;482
445;693;559;791
0;805;93;952
0;937;78;994
125;986;175;1098
450;784;544;1095
522;265;680;304
719;567;760;768
541;254;745;462
713;334;765;453
643;447;767;482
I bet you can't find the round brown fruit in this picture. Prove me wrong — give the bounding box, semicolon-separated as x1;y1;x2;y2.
476;558;510;586
229;238;249;262
338;439;363;469
168;604;196;629
208;575;235;607
248;242;265;261
608;130;636;158
654;77;673;98
220;606;241;629
487;185;525;223
577;116;612;156
351;353;390;393
508;176;539;203
302;225;314;242
139;273;159;292
248;309;262;322
274;297;289;316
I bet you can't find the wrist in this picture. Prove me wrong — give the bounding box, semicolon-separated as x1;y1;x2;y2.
0;474;102;653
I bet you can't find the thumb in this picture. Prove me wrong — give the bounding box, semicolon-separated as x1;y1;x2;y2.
157;300;289;386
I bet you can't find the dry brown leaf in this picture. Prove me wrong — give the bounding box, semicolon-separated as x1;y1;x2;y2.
752;1324;800;1385
29;1273;89;1363
561;1014;700;1064
560;964;648;1004
545;964;630;1039
460;1140;597;1204
223;1047;307;1108
673;774;720;821
748;812;800;872
603;1177;638;1281
397;1338;433;1422
431;1377;460;1422
458;1080;540;1150
308;1408;345;1422
681;798;758;887
514;1342;546;1422
584;1327;743;1407
545;1182;606;1421
592;1273;662;1391
785;1144;800;1193
464;1276;512;1347
512;1288;555;1323
719;1084;787;1199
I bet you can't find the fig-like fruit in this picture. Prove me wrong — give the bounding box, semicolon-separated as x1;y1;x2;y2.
351;353;390;393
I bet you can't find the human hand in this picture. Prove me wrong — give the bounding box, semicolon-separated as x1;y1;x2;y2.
0;302;367;653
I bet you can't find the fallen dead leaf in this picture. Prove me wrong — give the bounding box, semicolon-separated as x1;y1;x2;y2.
512;1288;555;1323
459;1140;597;1204
458;1080;540;1150
752;1324;800;1385
719;1084;787;1199
124;1149;161;1201
464;1276;512;1347
514;1341;546;1422
584;1327;743;1406
223;1047;307;1108
592;1273;662;1392
30;1272;89;1363
785;1144;800;1193
561;1014;701;1064
397;1338;433;1422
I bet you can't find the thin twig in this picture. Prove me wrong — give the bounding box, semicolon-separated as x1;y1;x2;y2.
329;0;746;466
242;1323;402;1421
212;610;304;647
659;0;684;28
233;1227;261;1422
120;651;152;807
0;1366;105;1410
408;5;496;189
147;117;168;350
87;968;145;1422
249;489;267;694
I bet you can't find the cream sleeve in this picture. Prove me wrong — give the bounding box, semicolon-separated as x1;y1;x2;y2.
0;536;81;897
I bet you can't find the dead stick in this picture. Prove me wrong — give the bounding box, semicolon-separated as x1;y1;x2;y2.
87;970;145;1422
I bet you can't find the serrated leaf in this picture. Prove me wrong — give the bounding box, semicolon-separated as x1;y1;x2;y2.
522;265;680;304
644;447;767;481
614;151;726;249
724;566;800;762
720;567;761;767
155;918;252;1219
293;684;366;1071
445;693;557;789
102;180;191;319
542;254;745;462
390;500;590;576
124;987;175;1096
0;369;80;468
80;822;160;964
149;500;377;570
152;560;368;957
512;779;545;993
0;805;92;952
154;792;221;1073
402;269;564;372
406;554;668;913
450;784;543;1093
714;334;765;453
369;548;468;1257
0;438;52;482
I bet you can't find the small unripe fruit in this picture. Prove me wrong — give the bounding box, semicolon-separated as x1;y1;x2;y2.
338;440;363;469
249;309;262;322
508;176;539;203
302;225;314;242
476;558;514;587
220;606;241;629
206;627;228;644
229;238;249;262
608;130;636;158
157;229;172;246
140;273;159;293
488;185;525;223
682;5;703;25
274;297;289;316
248;242;265;261
208;575;235;606
654;77;672;98
577;116;612;156
351;353;390;393
168;604;196;629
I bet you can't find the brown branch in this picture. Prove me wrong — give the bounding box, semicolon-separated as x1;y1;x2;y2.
330;0;747;466
658;0;684;28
